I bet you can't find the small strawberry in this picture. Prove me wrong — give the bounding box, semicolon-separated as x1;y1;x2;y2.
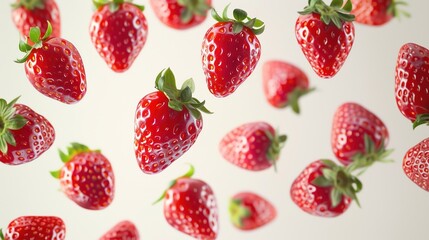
219;121;286;171
0;216;66;240
0;97;55;165
350;0;409;26
90;0;148;72
51;143;115;210
395;43;429;129
296;0;355;78
262;60;314;113
229;192;276;230
99;220;140;240
16;22;87;104
201;6;265;97
134;68;211;174
402;137;429;192
150;0;211;30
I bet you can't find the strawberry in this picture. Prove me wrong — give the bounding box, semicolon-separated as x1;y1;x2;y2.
201;6;265;97
0;97;55;165
229;192;276;230
16;22;87;104
395;43;429;129
150;0;211;30
402;137;429;192
350;0;409;26
99;220;139;240
134;68;211;174
219;121;286;171
0;216;66;240
89;0;148;72
296;0;355;78
262;60;314;113
51;143;115;210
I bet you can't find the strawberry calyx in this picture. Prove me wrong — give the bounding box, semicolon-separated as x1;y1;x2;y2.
388;0;410;19
92;0;144;12
412;114;429;129
0;97;28;154
298;0;355;28
265;129;287;172
15;21;53;63
229;198;250;228
287;87;315;114
177;0;211;24
11;0;45;10
153;164;195;204
0;229;4;240
210;5;265;35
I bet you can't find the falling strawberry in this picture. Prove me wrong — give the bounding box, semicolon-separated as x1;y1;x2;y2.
262;60;314;113
134;68;211;174
395;43;429;129
402;137;429;192
89;0;148;72
229;192;276;230
0;216;66;240
51;143;115;210
99;220;140;240
296;0;355;78
350;0;409;26
0;97;55;165
150;0;211;30
16;22;87;104
201;5;265;97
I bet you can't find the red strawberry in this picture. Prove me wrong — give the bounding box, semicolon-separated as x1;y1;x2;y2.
0;97;55;165
201;6;265;97
150;0;211;30
262;60;314;113
0;216;66;240
296;0;355;78
229;192;276;230
134;68;211;174
402;137;429;191
51;143;115;210
350;0;409;26
219;121;286;171
395;43;429;129
99;220;140;240
89;0;148;72
16;22;87;104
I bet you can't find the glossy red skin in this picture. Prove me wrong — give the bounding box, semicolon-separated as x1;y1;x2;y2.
331;102;389;166
295;13;355;78
3;216;66;240
290;160;352;217
99;220;139;240
395;43;429;122
202;21;261;97
262;60;309;108
351;0;393;26
164;178;218;239
219;122;275;171
149;0;211;29
59;151;115;210
0;104;55;165
89;3;148;72
403;137;429;191
12;0;61;38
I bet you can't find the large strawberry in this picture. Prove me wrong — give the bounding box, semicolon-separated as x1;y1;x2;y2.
402;137;429;192
0;97;55;165
0;216;66;240
90;0;148;72
51;143;115;210
229;192;276;230
99;220;140;240
201;6;265;97
134;68;211;174
16;22;87;104
395;43;429;129
219;121;286;171
150;0;211;30
296;0;355;78
350;0;409;26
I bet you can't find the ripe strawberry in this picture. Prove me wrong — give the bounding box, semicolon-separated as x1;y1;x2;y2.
201;6;265;97
150;0;211;30
0;97;55;165
402;137;429;191
395;43;429;129
51;143;115;210
350;0;409;26
229;192;276;230
296;0;355;78
262;60;314;113
134;68;211;174
89;0;148;72
16;22;87;104
0;216;66;240
99;220;139;240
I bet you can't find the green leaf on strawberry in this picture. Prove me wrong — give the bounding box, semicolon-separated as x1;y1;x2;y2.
211;4;265;35
15;21;53;63
298;0;355;28
0;97;28;154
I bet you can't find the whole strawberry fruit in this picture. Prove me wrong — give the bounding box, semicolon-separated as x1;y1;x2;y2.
402;137;429;191
99;220;139;240
296;0;355;78
0;216;66;240
219;121;286;171
51;143;115;210
134;68;211;174
229;192;276;230
0;97;55;165
201;6;265;97
90;0;148;72
350;0;409;26
150;0;211;30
